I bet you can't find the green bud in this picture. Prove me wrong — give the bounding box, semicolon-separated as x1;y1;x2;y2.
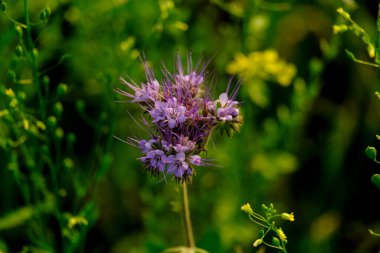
6;70;16;83
40;9;47;21
66;132;76;144
17;91;26;101
10;55;20;68
258;228;265;237
45;7;51;17
47;115;57;129
15;26;23;39
54;128;64;140
261;204;268;211
42;75;50;87
272;237;281;247
15;45;23;57
26;159;35;169
57;83;68;96
0;2;7;12
76;100;85;112
365;146;377;161
40;145;49;155
371;174;380;190
63;158;74;170
32;48;38;58
53;102;63;116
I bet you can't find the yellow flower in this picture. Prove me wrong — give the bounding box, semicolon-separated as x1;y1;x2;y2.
5;88;15;97
253;238;263;247
281;212;295;222
240;203;254;215
277;228;287;242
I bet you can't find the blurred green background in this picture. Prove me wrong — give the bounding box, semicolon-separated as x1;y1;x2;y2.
1;0;380;252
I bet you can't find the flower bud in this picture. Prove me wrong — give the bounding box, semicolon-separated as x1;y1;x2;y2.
15;45;23;57
333;25;348;34
63;158;74;170
241;203;254;215
76;100;85;112
272;237;281;247
281;212;295;222
57;83;68;96
42;75;50;87
365;146;377;161
0;2;7;12
253;239;262;247
15;26;23;39
47;115;57;129
368;44;376;59
53;102;63;116
258;228;265;237
337;8;350;19
6;70;16;83
371;174;380;190
17;91;26;102
66;132;76;144
32;48;38;58
54;128;64;140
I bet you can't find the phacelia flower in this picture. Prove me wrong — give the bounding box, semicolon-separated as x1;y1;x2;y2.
117;53;242;182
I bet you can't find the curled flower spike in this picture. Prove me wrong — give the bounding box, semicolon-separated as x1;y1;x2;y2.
117;53;242;182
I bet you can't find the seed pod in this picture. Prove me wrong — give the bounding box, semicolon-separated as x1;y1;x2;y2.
365;146;377;161
371;174;380;190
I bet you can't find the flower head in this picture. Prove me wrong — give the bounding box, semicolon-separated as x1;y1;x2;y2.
241;203;254;215
277;227;287;242
117;53;242;182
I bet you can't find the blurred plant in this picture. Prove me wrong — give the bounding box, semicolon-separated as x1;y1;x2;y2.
0;1;112;252
334;6;379;67
241;203;294;253
116;53;242;252
227;49;297;107
335;4;380;238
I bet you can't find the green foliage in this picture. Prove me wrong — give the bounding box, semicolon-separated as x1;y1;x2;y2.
0;0;380;252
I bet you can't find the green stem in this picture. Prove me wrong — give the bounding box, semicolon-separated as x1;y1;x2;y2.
181;182;195;248
23;0;45;119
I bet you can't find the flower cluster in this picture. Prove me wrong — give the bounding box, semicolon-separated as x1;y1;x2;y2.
117;54;242;182
241;202;295;252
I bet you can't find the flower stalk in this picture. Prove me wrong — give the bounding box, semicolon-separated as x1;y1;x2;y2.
182;182;195;248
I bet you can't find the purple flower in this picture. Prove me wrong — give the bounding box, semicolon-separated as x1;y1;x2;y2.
141;149;167;173
216;92;239;121
166;152;192;178
117;53;242;182
139;139;157;153
117;78;160;104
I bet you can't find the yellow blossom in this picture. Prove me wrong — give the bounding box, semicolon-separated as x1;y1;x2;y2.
5;88;15;97
240;203;254;215
281;212;295;222
253;238;262;247
277;227;287;242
